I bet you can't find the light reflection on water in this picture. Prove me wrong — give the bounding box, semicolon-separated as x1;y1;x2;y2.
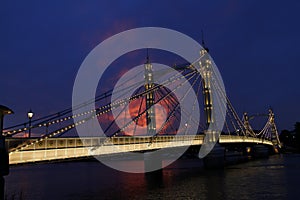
5;154;300;200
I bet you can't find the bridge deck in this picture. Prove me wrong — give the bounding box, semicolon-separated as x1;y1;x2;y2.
6;135;273;165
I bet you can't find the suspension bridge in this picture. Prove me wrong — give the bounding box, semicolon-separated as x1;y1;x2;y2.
1;44;281;167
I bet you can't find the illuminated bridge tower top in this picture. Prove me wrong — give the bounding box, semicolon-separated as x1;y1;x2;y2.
144;53;156;135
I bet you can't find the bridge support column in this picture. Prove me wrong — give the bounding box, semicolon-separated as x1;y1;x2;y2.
224;146;250;165
144;152;162;173
242;146;252;159
252;144;269;158
203;143;225;169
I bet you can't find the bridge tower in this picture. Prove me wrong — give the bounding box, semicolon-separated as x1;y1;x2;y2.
199;37;214;127
199;33;226;169
144;52;156;135
269;109;281;148
243;112;251;136
199;33;220;145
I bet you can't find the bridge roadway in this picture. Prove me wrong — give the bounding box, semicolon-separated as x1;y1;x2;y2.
6;135;273;165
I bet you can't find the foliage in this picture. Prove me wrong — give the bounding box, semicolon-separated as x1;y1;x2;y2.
280;122;300;151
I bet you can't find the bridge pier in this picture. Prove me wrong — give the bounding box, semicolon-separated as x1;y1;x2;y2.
252;144;269;158
144;153;163;188
241;146;252;160
223;145;251;165
203;144;225;169
144;151;162;173
224;149;243;165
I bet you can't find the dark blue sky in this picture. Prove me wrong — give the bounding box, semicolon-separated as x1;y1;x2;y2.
1;0;299;131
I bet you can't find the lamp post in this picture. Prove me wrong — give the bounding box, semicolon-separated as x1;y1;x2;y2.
27;109;34;138
0;105;13;199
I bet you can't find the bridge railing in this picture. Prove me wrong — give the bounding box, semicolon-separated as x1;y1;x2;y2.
7;135;275;165
7;135;205;164
6;135;274;153
219;135;273;145
6;135;205;152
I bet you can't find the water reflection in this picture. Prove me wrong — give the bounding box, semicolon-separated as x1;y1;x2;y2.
4;155;295;200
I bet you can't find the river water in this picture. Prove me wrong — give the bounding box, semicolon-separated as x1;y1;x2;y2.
4;154;300;200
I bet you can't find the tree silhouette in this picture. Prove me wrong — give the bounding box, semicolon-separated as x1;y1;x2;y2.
295;122;300;134
280;129;291;146
295;122;300;149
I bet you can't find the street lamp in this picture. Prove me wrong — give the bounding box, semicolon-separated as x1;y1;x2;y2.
27;109;34;138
